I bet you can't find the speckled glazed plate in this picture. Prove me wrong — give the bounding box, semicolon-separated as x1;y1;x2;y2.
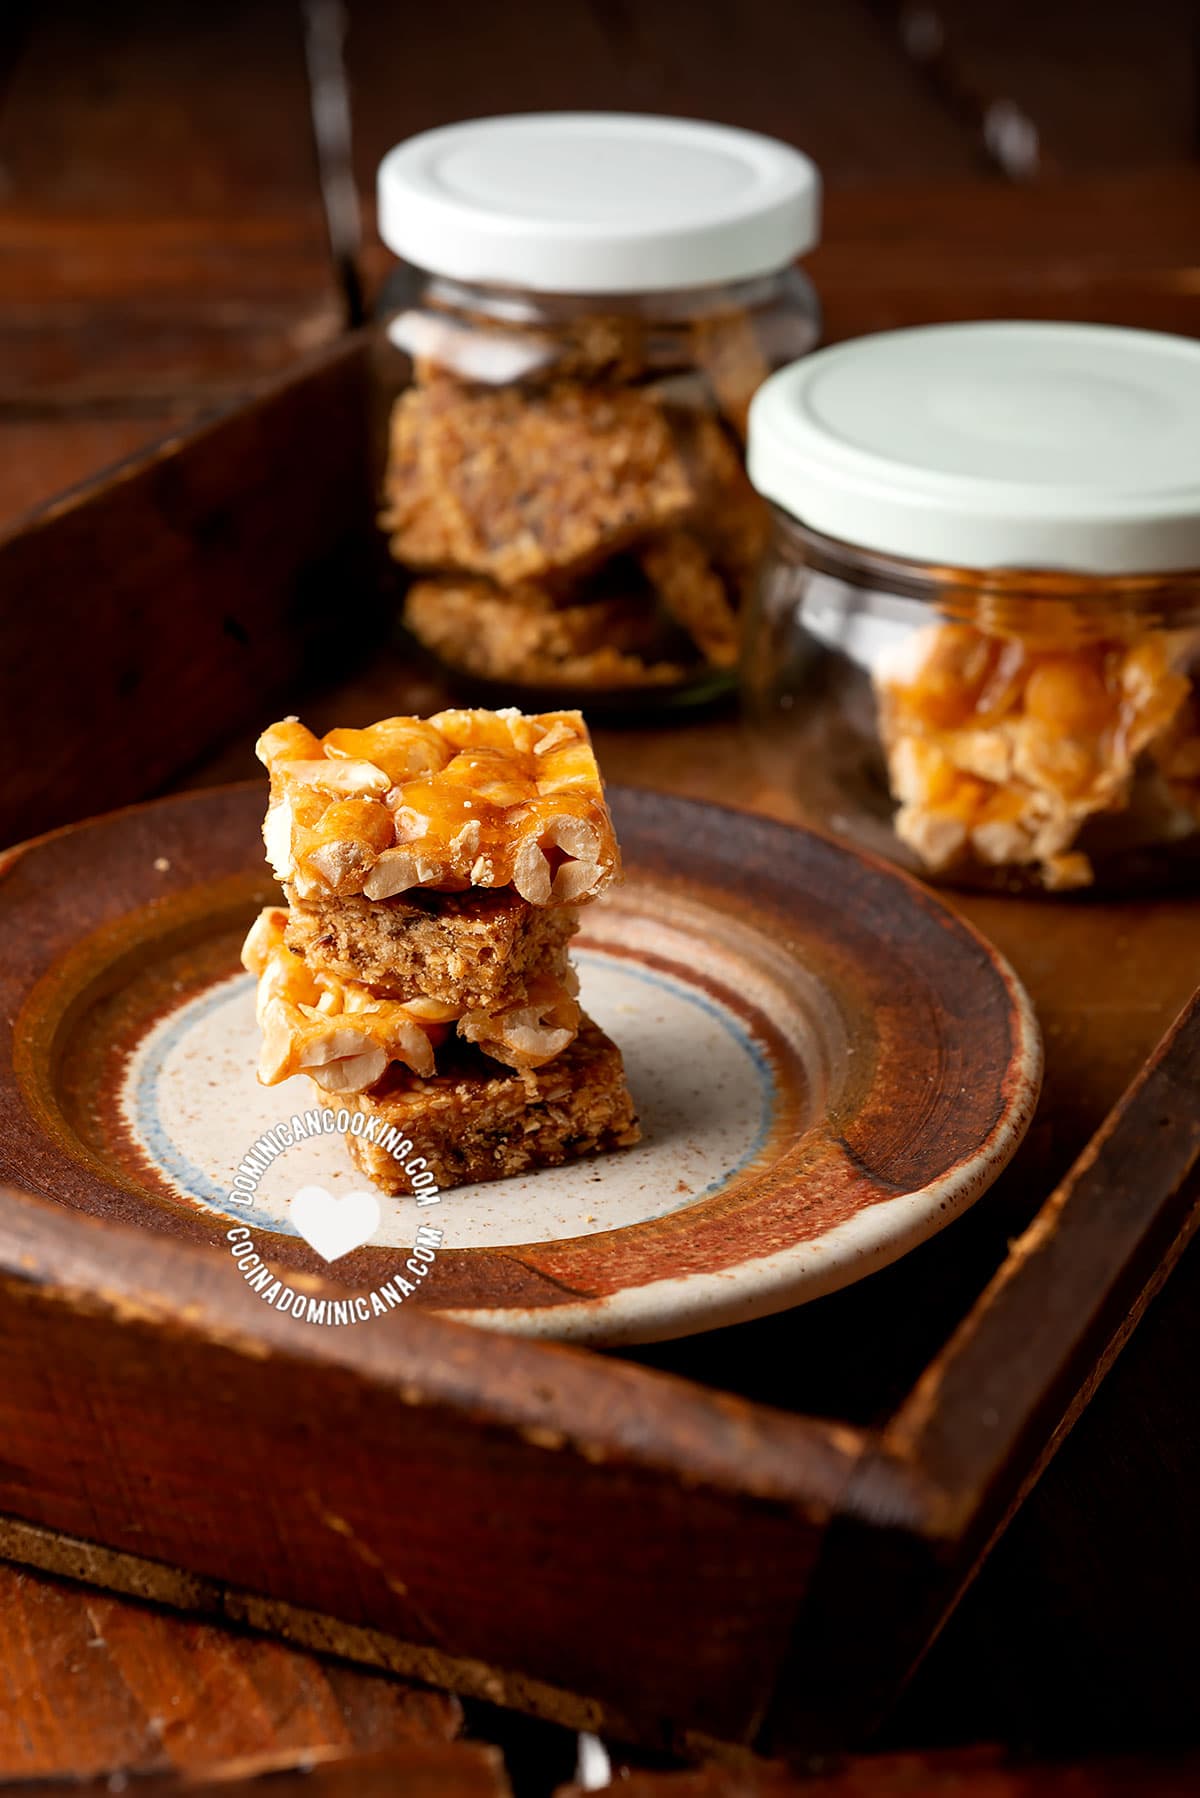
0;784;1040;1346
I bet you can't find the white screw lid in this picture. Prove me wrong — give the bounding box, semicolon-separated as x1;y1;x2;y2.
747;322;1200;575
377;112;820;295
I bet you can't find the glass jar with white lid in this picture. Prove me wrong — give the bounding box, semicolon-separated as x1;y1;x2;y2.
375;112;821;713
743;322;1200;895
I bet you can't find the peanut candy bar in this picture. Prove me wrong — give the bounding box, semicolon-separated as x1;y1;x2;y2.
321;1016;640;1195
380;382;695;587
284;883;578;1012
404;575;692;689
257;708;620;906
457;968;582;1071
243;907;581;1090
243;906;448;1092
875;622;1200;889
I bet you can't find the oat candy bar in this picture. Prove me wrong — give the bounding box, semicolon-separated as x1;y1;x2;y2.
404;576;692;689
243;906;581;1089
638;531;740;670
673;408;771;595
691;308;772;442
257;708;620;906
380;382;695;587
379;284;775;690
875;621;1200;890
284;883;578;1012
322;1016;640;1195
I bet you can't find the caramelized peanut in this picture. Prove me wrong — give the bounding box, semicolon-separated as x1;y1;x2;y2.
1024;658;1113;735
876;617;1200;888
256;708;620;903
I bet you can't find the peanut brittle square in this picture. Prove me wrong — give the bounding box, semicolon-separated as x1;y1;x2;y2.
242;905;581;1090
874;621;1199;890
257;708;621;906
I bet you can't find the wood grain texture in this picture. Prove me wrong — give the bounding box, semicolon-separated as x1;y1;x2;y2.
805;171;1200;343
0;0;341;522
344;0;981;184
0;0;322;215
0;214;341;411
893;1218;1200;1752
0;338;378;848
0;0;341;414
0;417;189;524
892;990;1200;1532
0;1176;861;1752
765;988;1200;1749
917;0;1199;174
0;1744;507;1798
0;1561;461;1779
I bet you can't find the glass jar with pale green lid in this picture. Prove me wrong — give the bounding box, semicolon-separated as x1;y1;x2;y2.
375;112;822;714
743;321;1200;894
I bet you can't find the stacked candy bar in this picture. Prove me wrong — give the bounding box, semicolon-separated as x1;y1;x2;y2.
385;378;765;688
243;708;639;1193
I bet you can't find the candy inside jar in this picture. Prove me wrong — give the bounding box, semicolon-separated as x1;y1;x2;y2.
374;114;822;711
743;323;1200;895
873;584;1200;892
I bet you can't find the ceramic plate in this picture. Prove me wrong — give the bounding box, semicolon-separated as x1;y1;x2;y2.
0;784;1040;1345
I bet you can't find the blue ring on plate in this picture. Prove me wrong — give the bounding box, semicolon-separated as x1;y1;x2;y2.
124;948;779;1235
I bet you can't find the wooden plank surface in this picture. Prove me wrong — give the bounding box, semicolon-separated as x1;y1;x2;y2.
0;0;342;518
0;1562;462;1779
0;1744;508;1798
5;1;1200;525
343;0;983;184
0;1171;861;1756
0;339;377;847
762;988;1200;1750
923;0;1199;173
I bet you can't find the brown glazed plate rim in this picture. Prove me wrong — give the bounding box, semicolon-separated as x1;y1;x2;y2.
0;782;1042;1346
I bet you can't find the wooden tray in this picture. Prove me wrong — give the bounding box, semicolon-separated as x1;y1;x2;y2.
1;335;1199;1758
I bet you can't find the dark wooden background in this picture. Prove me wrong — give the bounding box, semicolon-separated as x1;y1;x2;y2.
3;0;1199;531
2;1;1200;1790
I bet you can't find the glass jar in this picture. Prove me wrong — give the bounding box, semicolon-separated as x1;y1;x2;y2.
374;113;821;714
743;323;1200;894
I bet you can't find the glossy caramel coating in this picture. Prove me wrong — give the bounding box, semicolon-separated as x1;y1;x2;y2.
876;622;1200;889
243;906;582;1091
257;707;620;905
